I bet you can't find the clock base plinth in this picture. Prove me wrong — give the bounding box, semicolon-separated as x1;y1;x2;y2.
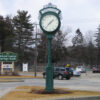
45;66;54;92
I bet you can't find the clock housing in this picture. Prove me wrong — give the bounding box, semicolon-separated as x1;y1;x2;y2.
40;12;61;35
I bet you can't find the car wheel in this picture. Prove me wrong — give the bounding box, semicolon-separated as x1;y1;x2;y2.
66;77;70;80
93;71;95;73
58;75;63;80
43;75;46;78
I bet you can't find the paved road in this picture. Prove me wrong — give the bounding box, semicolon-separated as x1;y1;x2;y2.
0;72;100;98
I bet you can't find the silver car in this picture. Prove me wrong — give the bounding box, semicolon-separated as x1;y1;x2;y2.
73;69;81;76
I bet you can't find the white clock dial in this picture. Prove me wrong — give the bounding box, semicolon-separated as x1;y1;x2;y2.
41;14;59;32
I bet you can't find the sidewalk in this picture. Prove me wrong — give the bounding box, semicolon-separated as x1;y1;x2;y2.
0;87;15;98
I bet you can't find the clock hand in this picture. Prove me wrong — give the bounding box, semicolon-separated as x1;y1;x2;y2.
46;19;54;28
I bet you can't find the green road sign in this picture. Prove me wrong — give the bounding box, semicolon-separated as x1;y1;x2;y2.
0;52;17;62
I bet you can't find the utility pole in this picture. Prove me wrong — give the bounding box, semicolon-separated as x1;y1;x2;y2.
34;23;41;77
34;23;38;77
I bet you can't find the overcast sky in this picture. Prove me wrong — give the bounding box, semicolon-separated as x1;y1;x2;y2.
0;0;100;44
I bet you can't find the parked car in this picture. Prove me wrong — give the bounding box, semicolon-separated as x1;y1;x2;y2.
73;69;81;76
76;66;86;73
42;67;71;80
92;66;100;73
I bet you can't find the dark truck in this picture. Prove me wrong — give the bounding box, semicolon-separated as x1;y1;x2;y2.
43;67;71;80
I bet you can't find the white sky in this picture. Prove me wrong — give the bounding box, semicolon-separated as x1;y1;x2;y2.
0;0;100;45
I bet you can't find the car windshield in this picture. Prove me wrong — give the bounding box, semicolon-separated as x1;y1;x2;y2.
77;66;81;68
60;69;65;71
66;68;71;71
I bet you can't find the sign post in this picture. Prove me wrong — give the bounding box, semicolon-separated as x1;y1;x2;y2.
39;3;61;92
1;62;3;74
12;62;14;72
23;63;28;72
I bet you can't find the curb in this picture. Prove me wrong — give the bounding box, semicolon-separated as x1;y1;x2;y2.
0;79;24;82
56;96;100;100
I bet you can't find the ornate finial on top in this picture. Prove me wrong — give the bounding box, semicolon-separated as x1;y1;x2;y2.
43;3;57;8
40;3;61;15
39;3;62;20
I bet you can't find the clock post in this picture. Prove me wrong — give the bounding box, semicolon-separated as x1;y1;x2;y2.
39;3;61;92
46;34;53;91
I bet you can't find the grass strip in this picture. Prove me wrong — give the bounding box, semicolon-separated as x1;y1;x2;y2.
1;86;100;100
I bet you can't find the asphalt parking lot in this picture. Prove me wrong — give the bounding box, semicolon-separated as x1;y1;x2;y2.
54;71;100;91
0;71;100;98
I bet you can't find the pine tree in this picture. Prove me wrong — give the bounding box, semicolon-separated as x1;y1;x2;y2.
72;29;84;46
4;16;15;51
13;10;34;64
71;29;84;64
0;15;14;52
0;16;5;52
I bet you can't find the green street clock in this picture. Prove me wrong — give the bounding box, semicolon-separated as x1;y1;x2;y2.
40;12;60;34
39;3;61;92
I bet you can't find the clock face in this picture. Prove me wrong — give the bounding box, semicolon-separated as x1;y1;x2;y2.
41;14;59;32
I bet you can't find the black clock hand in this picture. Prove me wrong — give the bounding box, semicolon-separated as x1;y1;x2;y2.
46;19;54;28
